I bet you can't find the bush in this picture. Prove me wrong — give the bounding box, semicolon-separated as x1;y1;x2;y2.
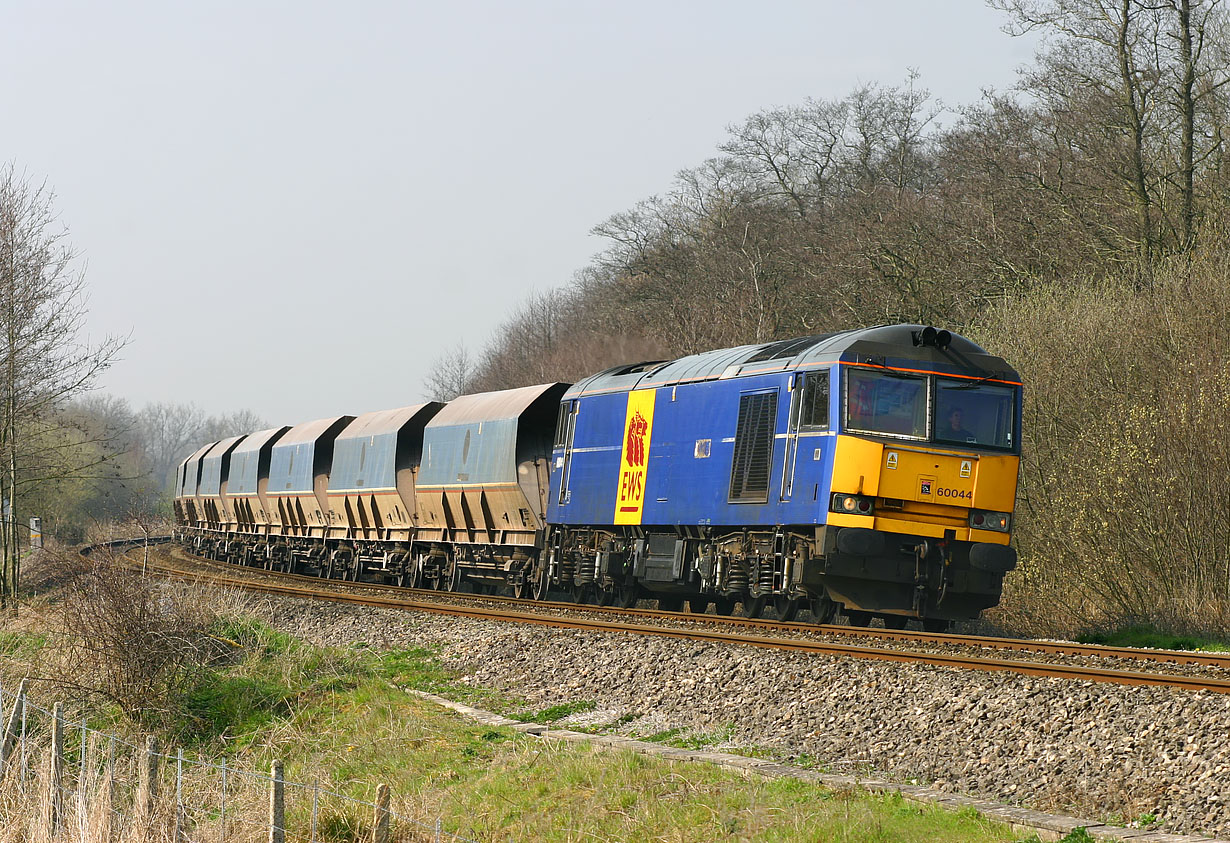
972;245;1230;636
47;548;227;725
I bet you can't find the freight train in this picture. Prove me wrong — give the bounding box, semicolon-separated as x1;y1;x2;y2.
174;324;1021;630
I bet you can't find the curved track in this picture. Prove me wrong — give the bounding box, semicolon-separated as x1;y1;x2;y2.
96;538;1230;695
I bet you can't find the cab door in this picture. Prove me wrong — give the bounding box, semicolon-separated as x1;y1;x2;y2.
555;400;579;505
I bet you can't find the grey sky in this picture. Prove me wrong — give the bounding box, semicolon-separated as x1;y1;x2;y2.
4;1;1037;424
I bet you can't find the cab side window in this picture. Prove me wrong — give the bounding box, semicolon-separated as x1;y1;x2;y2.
798;371;829;430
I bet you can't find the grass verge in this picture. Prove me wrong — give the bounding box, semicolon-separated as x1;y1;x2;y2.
1076;624;1230;652
162;618;1031;842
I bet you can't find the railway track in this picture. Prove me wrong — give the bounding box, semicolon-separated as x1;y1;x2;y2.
98;538;1230;696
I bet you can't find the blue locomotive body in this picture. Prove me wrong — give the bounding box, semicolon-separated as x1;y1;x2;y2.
549;367;840;531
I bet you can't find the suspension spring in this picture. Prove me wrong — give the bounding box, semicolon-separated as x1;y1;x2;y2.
558;553;576;585
575;552;597;585
725;558;750;593
756;560;776;594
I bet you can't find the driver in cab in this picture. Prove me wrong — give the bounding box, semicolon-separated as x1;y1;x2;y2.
942;407;977;443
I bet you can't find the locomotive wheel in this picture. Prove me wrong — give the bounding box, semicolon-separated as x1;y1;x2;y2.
687;599;710;614
846;610;872;627
809;595;838;625
774;596;801;622
743;595;768;619
882;615;909;630
713;598;736;616
615;581;638;608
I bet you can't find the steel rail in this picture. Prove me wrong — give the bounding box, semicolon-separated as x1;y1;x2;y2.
126;547;1230;696
158;542;1230;670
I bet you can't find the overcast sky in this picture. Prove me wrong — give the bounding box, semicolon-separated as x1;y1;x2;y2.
3;1;1038;425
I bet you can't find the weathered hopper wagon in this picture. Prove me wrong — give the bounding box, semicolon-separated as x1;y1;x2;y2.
197;435;246;533
266;416;354;546
225;426;290;542
174;443;215;532
414;383;568;591
325;403;443;544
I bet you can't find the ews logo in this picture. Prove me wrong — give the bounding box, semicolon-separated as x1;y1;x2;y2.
625;410;648;466
615;390;656;524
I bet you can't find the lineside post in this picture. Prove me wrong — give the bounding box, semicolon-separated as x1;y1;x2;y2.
47;702;64;834
0;678;25;767
269;759;285;843
373;782;390;843
138;735;160;828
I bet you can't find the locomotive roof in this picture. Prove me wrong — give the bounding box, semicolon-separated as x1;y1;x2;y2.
429;382;569;427
564;324;1015;398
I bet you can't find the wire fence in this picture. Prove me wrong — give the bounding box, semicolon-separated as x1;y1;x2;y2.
0;680;479;843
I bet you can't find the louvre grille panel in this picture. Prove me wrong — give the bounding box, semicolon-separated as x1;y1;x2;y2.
728;392;778;503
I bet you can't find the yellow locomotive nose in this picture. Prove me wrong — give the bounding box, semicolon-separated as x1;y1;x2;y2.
827;435;1019;545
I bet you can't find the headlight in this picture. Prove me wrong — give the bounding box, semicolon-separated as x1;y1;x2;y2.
969;509;1011;532
831;494;874;515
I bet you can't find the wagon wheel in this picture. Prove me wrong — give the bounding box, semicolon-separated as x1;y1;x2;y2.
408;560;424;590
774;596;801;622
657;596;683;612
882;615;909;630
532;561;551;601
743;595;768;619
596;587;615;607
809;594;838;625
922;618;950;633
571;583;592;604
845;610;872;627
446;562;462;592
713;597;737;616
687;598;710;614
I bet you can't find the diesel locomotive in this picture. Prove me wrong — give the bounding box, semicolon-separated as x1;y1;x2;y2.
175;324;1021;630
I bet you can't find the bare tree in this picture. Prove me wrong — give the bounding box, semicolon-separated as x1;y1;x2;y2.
0;165;125;607
134;402;208;493
423;342;475;400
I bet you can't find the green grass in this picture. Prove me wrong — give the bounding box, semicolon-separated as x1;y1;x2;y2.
0;630;47;658
1076;623;1230;652
510;699;596;723
4;608;1029;841
159;622;1028;841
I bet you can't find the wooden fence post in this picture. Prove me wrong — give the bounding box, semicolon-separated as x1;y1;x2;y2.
139;735;160;826
47;702;64;835
269;759;285;843
0;678;25;768
373;783;390;843
99;738;114;843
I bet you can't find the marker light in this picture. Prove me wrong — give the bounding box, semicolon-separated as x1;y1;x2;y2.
831;494;874;516
969;510;1011;532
